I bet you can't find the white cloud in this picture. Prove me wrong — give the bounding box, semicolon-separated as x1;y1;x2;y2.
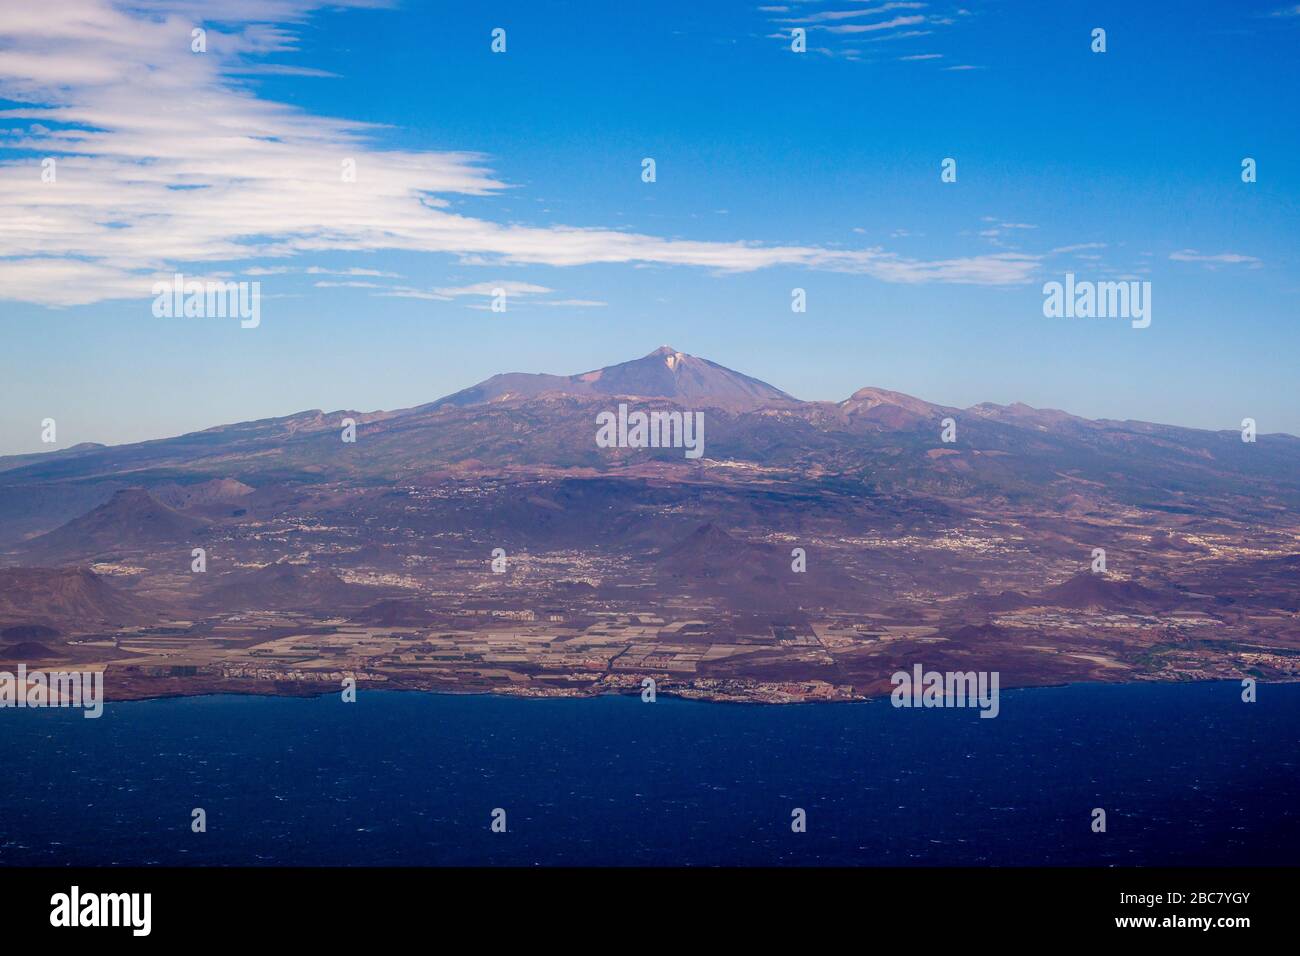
434;281;552;297
1050;243;1108;255
866;30;932;41
306;266;401;278
0;0;1041;309
823;15;927;34
777;4;927;26
1169;250;1261;266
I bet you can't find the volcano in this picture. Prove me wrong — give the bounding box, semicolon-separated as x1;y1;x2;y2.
0;566;153;630
428;345;797;412
19;488;209;562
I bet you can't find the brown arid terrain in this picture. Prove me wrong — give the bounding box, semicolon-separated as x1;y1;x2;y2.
2;347;1298;704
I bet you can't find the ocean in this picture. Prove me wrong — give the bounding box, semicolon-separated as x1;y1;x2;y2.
1;681;1296;866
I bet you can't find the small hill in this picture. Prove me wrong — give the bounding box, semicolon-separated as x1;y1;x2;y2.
970;590;1033;612
656;523;774;582
351;598;440;627
0;566;152;629
0;642;62;661
1038;572;1170;611
948;623;1010;642
1;623;61;642
20;488;209;561
152;478;254;510
201;562;385;612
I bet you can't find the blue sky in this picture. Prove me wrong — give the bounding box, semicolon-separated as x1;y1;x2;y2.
1;0;1298;454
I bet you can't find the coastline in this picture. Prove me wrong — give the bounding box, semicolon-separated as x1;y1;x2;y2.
26;671;1283;710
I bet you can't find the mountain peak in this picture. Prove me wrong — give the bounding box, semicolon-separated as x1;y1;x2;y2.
19;487;209;561
648;345;687;370
434;347;795;411
841;386;944;421
967;401;1081;428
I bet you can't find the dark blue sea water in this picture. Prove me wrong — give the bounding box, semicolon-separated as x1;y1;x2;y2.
1;682;1296;866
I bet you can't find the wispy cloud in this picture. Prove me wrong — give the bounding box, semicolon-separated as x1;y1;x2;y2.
865;29;932;42
1051;243;1108;255
823;15;927;34
776;3;926;25
763;2;975;65
435;281;552;298
1169;250;1262;267
375;280;551;302
312;280;386;289
981;218;1037;232
0;0;1035;309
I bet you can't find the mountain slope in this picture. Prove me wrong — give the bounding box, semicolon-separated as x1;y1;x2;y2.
18;488;209;561
0;348;1298;531
199;562;388;612
429;346;797;411
0;566;154;630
